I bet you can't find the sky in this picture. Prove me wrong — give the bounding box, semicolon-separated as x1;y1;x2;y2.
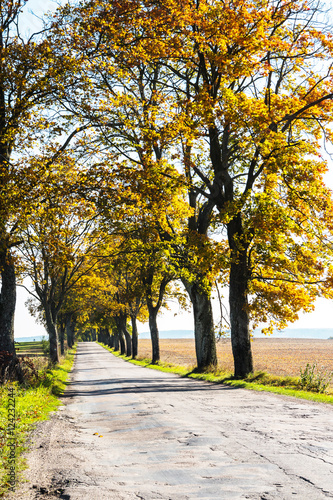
13;0;333;337
19;0;59;33
15;285;333;338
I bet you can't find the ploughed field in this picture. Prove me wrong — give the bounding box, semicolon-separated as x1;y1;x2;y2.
137;337;333;377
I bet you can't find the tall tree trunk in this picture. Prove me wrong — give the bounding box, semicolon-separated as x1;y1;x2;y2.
131;314;138;359
228;216;253;378
115;318;126;355
65;314;71;348
44;306;60;364
99;328;104;343
119;331;125;355
147;305;160;364
113;330;119;351
124;330;131;356
100;328;106;344
124;327;132;357
0;248;16;354
120;314;132;357
183;279;217;370
144;273;169;364
0;247;22;382
65;315;75;348
109;333;114;349
59;322;65;355
103;327;111;346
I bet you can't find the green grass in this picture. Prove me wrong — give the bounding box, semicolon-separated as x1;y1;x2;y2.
0;345;77;497
14;341;45;357
97;342;333;405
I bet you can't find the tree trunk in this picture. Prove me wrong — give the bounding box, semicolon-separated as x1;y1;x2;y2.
109;333;114;349
228;216;253;378
100;328;106;344
124;328;131;356
113;330;119;351
99;328;104;343
114;318;126;354
183;279;217;370
65;316;71;348
121;315;132;357
0;248;16;354
45;306;60;364
144;273;169;364
103;327;111;345
0;247;23;382
64;314;75;348
66;315;76;348
115;315;129;355
119;331;125;355
59;322;65;355
131;314;138;359
147;305;160;363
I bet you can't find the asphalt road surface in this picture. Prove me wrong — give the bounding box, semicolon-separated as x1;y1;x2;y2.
11;342;333;499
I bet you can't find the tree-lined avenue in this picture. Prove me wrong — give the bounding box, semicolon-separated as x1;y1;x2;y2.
3;0;333;380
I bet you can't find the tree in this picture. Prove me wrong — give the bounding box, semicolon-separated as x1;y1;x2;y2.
19;168;98;363
0;0;84;358
51;5;220;369
51;0;333;378
89;231;174;363
152;0;333;376
84;0;333;377
106;253;147;359
58;235;133;354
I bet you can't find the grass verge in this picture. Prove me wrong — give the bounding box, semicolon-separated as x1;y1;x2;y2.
15;341;44;357
97;342;333;405
0;345;77;497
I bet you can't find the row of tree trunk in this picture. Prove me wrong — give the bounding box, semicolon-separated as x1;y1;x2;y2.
98;312;138;359
99;269;252;380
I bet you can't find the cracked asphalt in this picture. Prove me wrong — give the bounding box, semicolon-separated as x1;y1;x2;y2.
9;341;333;499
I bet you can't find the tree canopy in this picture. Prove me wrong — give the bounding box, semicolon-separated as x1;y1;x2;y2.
2;0;333;378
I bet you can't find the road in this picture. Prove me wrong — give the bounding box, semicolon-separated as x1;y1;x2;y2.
11;342;333;499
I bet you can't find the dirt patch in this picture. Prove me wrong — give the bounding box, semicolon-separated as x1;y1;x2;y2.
4;407;79;499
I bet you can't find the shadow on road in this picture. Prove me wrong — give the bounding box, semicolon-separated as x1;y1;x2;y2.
63;376;238;398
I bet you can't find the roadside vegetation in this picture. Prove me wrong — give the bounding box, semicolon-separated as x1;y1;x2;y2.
0;342;76;497
97;342;333;405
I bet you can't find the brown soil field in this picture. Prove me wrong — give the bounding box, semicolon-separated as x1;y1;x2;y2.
137;337;333;377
